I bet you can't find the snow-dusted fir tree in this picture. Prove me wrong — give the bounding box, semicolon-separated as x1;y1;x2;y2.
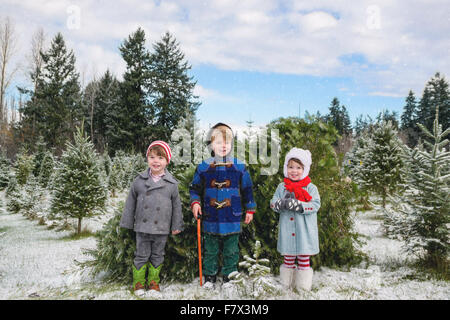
32;136;55;188
229;241;281;298
6;175;24;214
37;152;55;188
14;148;34;186
108;150;147;196
0;151;10;190
21;174;44;220
50;125;107;234
385;106;449;271
78;202;136;283
343;130;373;209
361;120;404;208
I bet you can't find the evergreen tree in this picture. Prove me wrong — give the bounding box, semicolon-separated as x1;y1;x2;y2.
354;114;374;137
243;117;365;272
37;151;54;188
0;151;10;189
230;240;280;299
20;174;43;220
79;202;137;283
401;90;420;147
14;148;34;185
32;136;49;176
50;124;107;234
376;110;399;130
341;105;352;135
417;72;450;134
116;28;152;154
82;70;121;154
6;180;23;214
81;79;100;145
148;32;200;142
343;130;373;210
325;97;352;136
5;173;18;199
108;150;147;196
29;135;55;188
98;70;121;154
360;121;404;208
385;106;449;274
417;86;433;132
19;33;81;153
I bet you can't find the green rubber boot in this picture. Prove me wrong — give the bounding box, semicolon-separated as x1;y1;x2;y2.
132;264;147;295
147;263;162;291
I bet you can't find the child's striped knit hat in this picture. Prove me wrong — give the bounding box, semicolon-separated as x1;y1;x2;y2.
146;140;172;163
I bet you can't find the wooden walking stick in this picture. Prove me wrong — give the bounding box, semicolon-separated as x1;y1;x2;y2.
197;214;203;286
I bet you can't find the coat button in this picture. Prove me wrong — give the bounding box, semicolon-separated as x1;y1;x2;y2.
292;233;295;236
154;221;158;224
290;217;294;221
144;205;148;209
143;219;147;223
156;207;160;211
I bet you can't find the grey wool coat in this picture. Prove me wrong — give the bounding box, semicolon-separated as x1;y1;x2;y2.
120;168;184;234
270;182;321;256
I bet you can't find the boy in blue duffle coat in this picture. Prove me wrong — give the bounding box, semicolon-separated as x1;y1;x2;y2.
190;123;256;288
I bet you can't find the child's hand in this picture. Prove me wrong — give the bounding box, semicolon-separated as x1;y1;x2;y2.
244;213;254;225
172;230;181;235
192;203;202;220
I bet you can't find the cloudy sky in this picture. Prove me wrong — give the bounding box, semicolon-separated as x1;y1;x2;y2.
1;0;449;131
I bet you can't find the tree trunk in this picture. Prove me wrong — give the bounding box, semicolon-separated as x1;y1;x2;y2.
77;217;82;234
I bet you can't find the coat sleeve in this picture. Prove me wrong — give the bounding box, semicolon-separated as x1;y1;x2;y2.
189;165;203;207
171;183;184;232
300;184;321;215
270;183;284;213
120;183;137;229
240;164;257;212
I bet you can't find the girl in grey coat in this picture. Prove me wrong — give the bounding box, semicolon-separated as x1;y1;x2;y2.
120;141;183;294
270;148;321;292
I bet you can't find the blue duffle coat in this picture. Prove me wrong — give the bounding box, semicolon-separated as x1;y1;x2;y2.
189;156;256;235
270;181;321;255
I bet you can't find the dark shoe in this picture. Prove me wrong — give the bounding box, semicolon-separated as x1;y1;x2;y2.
222;275;230;283
203;275;217;289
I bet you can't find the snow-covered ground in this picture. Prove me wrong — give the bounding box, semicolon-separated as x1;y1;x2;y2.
0;190;448;300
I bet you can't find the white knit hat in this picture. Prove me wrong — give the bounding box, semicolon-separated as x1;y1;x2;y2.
283;148;312;179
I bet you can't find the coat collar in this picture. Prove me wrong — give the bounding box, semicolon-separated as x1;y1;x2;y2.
139;168;178;186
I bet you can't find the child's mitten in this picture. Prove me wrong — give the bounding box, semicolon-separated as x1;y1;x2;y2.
273;198;285;212
284;192;304;213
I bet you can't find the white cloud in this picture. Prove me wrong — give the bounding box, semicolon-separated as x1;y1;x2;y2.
193;84;219;100
300;11;339;32
1;0;449;96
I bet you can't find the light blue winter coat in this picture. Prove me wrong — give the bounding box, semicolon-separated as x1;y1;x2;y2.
270;182;321;255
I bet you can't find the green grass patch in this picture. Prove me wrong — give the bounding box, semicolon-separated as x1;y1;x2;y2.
61;228;97;241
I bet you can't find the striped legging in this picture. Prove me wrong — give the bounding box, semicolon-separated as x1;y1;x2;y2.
283;255;311;270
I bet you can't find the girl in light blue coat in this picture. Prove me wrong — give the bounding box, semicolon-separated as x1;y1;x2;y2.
270;148;321;291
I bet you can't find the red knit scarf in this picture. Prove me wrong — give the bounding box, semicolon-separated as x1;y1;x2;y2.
284;176;312;202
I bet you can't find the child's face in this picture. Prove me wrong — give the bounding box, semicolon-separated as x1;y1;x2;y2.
147;150;168;175
287;160;304;181
211;133;232;157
